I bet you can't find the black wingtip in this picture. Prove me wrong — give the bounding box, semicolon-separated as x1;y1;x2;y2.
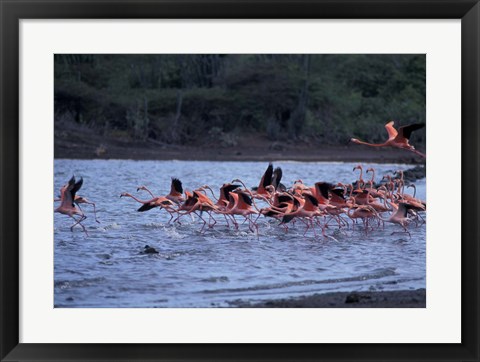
262;163;274;188
401;123;426;140
304;193;319;206
137;203;156;212
75;177;83;188
272;167;283;189
239;191;253;206
316;182;333;199
171;178;183;193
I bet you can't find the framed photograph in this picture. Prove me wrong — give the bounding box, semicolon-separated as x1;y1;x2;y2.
1;0;478;361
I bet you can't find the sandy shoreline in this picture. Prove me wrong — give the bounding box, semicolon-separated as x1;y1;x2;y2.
229;289;426;308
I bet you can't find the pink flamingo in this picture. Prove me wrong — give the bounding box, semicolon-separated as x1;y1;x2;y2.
351;121;426;158
54;176;88;235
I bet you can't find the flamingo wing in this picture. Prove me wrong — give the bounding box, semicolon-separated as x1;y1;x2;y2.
170;178;183;194
228;192;239;211
396;202;414;218
184;193;199;208
237;191;253;207
330;188;345;199
137;203;155;212
397;123;425;140
71;177;83;200
272;167;283;190
194;190;214;206
159;198;175;207
277;194;294;204
64;176;81;207
304;193;319;207
67;176;76;188
259;163;273;189
221;184;241;200
315;182;332;200
384;121;398;140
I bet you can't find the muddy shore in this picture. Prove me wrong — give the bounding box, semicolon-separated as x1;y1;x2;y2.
55;127;426;165
229;289;426;308
56;143;424;164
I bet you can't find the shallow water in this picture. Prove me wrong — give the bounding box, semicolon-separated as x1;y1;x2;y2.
54;160;426;308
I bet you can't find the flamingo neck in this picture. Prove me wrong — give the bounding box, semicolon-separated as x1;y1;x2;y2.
122;193;151;204
352;139;389;147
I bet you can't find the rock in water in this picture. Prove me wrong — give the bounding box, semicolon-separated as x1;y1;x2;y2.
143;245;159;254
345;293;360;303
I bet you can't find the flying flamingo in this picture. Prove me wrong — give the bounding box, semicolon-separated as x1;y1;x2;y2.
137;178;185;204
309;182;346;230
54;176;88;235
198;184;242;228
238;163;275;199
258;195;294;220
374;202;415;237
174;190;218;231
55;193;100;223
192;188;219;229
166;178;185;204
351;121;426;158
200;183;240;210
219;189;259;235
280;192;323;237
120;192;177;223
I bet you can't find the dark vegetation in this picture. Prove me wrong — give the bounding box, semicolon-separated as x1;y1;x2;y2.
54;54;426;152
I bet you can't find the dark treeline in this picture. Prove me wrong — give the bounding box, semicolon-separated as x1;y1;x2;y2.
54;54;425;147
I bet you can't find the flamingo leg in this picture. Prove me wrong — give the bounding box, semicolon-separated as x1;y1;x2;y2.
173;211;190;224
195;212;208;233
231;215;239;230
208;213;217;228
416;212;426;225
309;219;318;238
223;214;231;228
247;215;259;238
166;212;175;224
83;201;100;223
69;214;88;236
245;215;254;233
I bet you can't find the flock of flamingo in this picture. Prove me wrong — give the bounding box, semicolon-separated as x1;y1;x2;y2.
54;121;426;239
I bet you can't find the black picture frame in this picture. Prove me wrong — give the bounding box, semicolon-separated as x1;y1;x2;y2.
1;1;478;361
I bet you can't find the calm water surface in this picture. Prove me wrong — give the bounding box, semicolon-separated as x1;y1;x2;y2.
54;160;426;307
